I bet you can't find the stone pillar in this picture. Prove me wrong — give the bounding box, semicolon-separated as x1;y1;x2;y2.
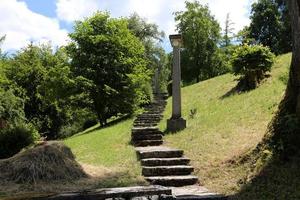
167;46;186;132
172;46;181;118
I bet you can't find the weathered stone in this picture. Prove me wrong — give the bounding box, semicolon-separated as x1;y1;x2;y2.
172;185;228;200
133;140;163;147
35;186;172;200
132;134;163;141
136;146;184;159
167;118;186;133
141;157;190;166
145;175;198;187
142;165;194;176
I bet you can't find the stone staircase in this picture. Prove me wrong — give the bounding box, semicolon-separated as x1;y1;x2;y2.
131;94;198;187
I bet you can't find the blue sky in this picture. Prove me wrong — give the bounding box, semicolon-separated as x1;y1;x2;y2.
0;0;255;53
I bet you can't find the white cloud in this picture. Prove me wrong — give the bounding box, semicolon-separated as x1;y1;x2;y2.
55;0;254;52
56;0;104;23
55;0;252;37
0;0;68;52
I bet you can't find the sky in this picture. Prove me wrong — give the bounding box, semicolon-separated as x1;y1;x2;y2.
0;0;255;53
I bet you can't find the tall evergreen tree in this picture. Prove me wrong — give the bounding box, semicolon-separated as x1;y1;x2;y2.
222;13;235;48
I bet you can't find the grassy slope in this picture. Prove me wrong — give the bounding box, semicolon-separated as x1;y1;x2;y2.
64;53;295;198
64;118;146;188
159;53;291;195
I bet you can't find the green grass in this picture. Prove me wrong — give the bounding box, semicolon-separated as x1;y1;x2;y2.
159;53;292;195
64;53;295;198
64;118;146;188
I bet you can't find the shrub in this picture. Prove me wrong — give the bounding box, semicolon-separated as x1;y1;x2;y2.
58;123;83;139
0;124;39;159
231;44;275;90
82;118;98;130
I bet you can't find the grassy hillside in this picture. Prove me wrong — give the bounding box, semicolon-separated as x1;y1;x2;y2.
64;118;146;188
159;53;292;196
64;53;295;198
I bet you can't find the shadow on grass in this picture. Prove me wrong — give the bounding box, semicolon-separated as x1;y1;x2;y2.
220;75;272;99
162;128;184;135
228;155;300;200
220;85;241;99
0;170;146;200
74;114;132;137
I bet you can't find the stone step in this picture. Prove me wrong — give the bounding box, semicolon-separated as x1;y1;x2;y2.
135;117;160;120
132;134;163;141
131;130;163;138
145;175;198;187
132;127;159;132
136;146;184;159
141;157;190;166
133;140;163;147
133;122;158;126
133;123;159;126
142;165;194;176
134;120;159;123
137;114;163;117
134;119;160;122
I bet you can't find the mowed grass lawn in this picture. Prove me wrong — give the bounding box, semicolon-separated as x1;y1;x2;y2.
64;118;146;188
159;53;291;195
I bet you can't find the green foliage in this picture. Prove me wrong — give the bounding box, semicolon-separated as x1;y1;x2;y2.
58;108;97;138
68;12;151;125
0;123;38;159
127;14;169;93
175;1;228;84
232;44;275;90
248;0;292;54
3;44;89;139
0;89;25;125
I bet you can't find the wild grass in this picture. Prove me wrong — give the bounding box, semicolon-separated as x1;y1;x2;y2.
64;118;146;188
159;53;292;195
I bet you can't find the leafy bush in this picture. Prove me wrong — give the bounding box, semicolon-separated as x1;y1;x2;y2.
231;44;275;90
0;124;39;159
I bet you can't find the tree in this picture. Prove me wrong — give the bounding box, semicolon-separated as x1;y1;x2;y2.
222;13;235;48
4;44;81;139
248;0;292;54
264;0;300;156
68;12;151;125
175;1;227;84
127;13;169;93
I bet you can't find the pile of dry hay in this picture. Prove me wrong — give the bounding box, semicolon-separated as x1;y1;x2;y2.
0;141;88;184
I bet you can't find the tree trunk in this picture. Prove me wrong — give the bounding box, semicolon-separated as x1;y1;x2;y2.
283;0;300;117
266;0;300;155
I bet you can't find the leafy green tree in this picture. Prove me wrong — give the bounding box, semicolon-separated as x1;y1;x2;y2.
127;13;169;93
68;12;151;125
248;0;292;55
175;1;227;84
4;44;84;138
231;44;275;90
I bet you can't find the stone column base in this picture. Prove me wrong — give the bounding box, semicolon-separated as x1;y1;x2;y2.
167;118;186;132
